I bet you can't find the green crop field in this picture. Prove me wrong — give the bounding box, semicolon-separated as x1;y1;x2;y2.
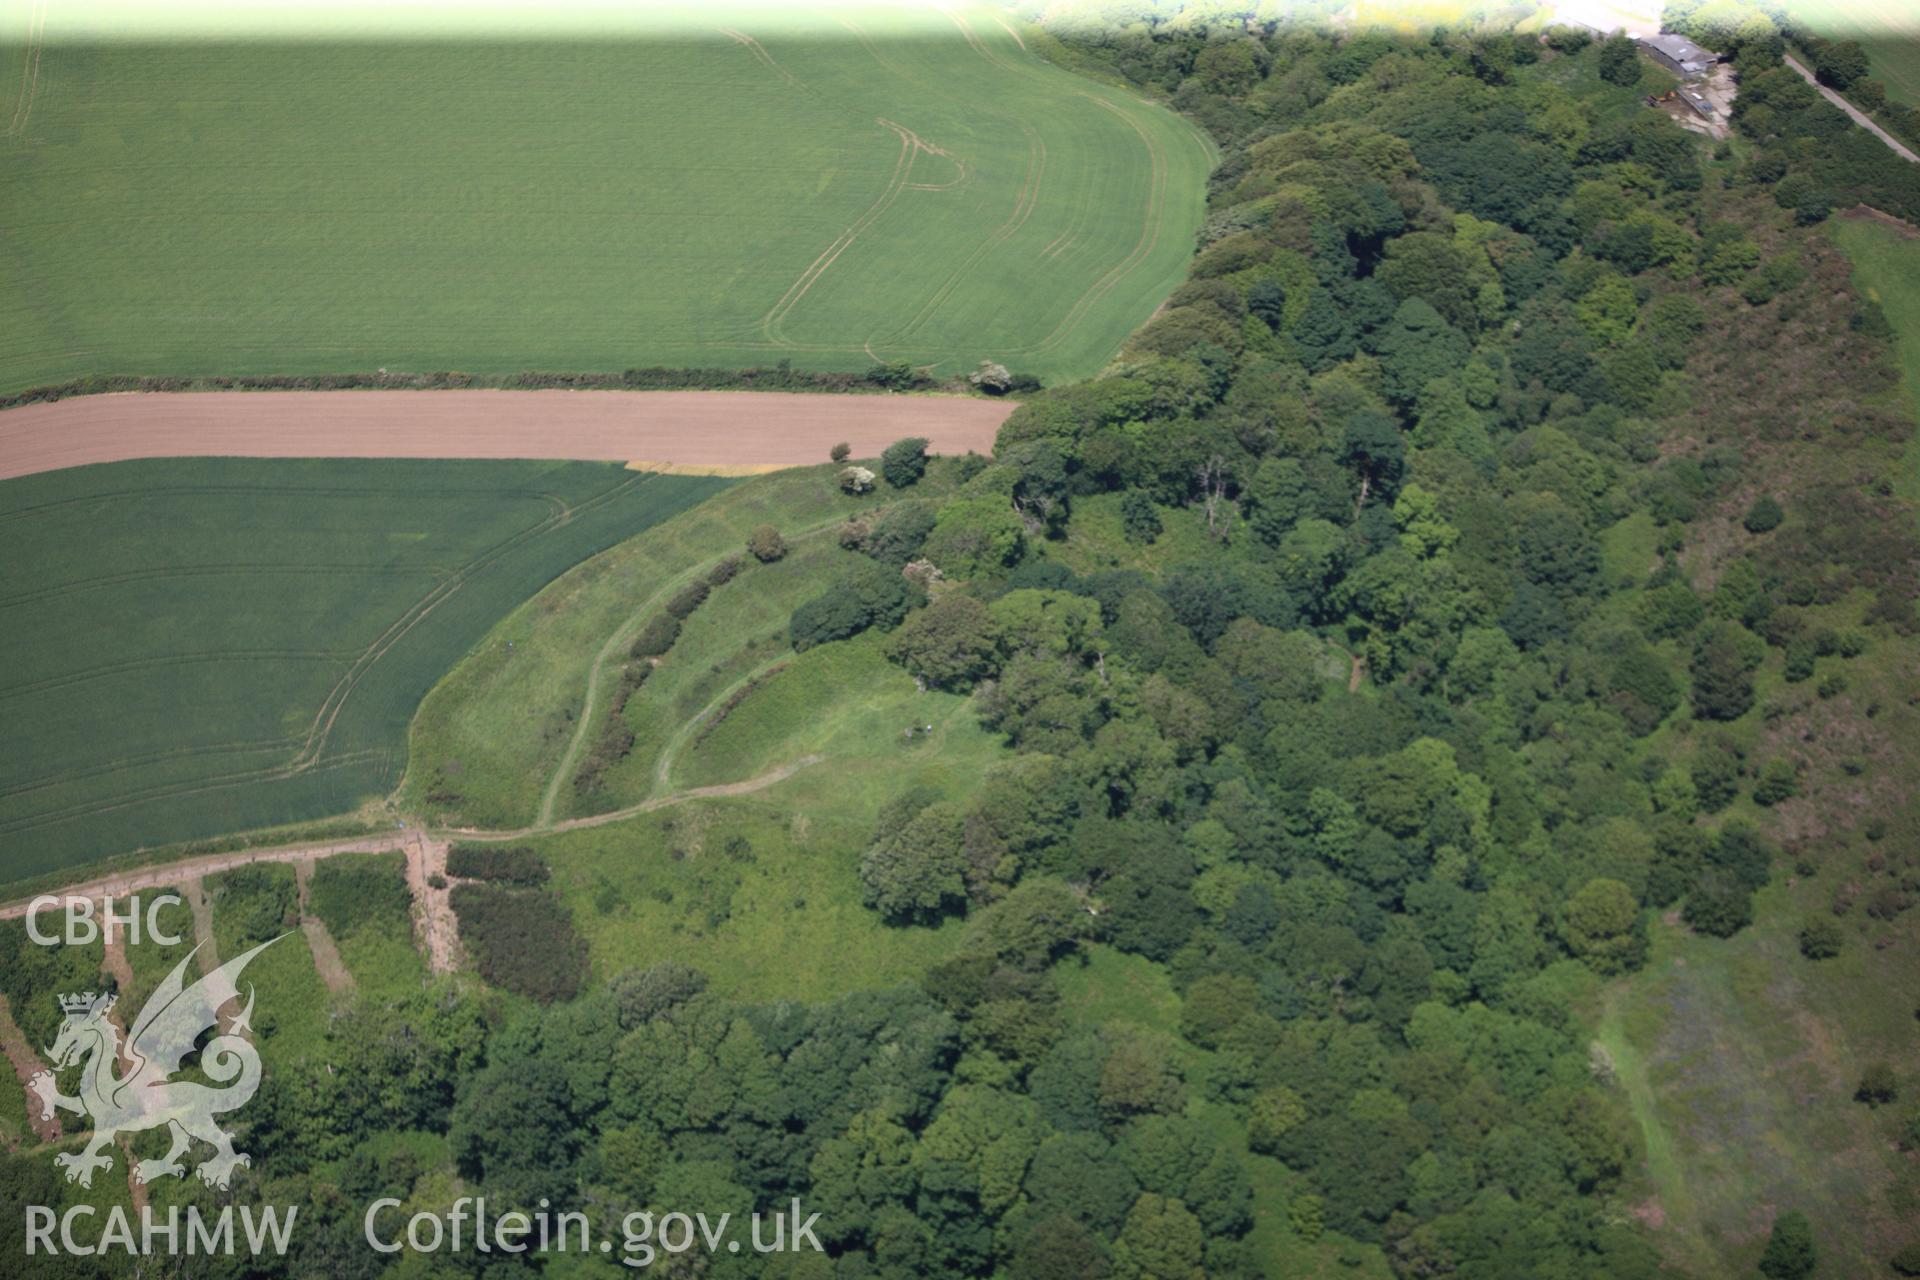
0;459;727;881
0;5;1212;395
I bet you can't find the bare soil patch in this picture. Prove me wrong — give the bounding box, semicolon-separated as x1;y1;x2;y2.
404;833;462;976
0;390;1015;482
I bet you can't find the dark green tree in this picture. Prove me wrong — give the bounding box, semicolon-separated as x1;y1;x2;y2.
1757;1210;1816;1280
1598;34;1640;86
882;436;931;488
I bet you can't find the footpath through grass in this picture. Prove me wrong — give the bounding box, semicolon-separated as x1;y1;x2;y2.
0;5;1211;393
0;458;725;882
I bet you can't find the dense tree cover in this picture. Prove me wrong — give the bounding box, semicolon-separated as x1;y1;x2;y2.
449;882;588;1004
818;13;1913;1274
791;559;917;651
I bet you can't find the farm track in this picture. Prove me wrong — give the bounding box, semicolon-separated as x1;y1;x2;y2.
761;119;922;346
293;859;354;995
0;758;827;980
1783;53;1920;164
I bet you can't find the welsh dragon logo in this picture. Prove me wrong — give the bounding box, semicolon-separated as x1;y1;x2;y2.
27;938;279;1191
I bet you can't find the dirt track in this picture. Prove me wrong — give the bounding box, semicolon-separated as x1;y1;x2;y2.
0;389;1017;481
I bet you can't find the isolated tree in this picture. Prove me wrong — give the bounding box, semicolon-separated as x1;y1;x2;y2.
747;524;786;562
970;362;1014;395
1752;758;1798;806
1757;1211;1816;1280
1120;490;1161;544
1743;494;1784;533
830;441;852;462
1682;871;1753;937
882;437;931;488
1797;917;1841;960
1857;1062;1899;1106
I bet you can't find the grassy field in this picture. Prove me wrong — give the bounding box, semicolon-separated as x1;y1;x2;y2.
0;458;726;881
529;796;969;1004
0;5;1211;394
1594;889;1920;1277
1790;2;1920;105
405;461;961;830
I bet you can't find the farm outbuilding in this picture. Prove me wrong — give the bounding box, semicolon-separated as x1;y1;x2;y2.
1639;33;1722;80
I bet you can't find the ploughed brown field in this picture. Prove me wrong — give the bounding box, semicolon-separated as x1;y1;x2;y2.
0;390;1017;480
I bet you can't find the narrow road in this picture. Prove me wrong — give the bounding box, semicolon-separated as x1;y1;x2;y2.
1783;54;1920;165
402;832;461;975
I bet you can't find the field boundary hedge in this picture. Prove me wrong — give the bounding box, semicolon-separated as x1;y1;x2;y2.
0;362;1025;413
